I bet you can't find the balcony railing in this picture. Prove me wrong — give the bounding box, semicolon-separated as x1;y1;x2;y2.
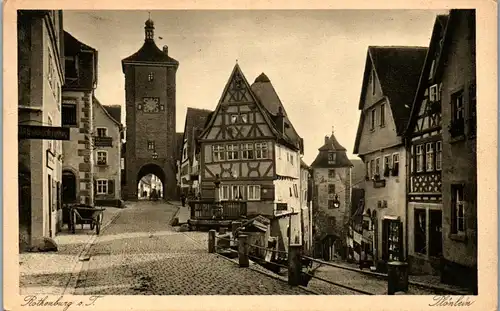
189;200;247;220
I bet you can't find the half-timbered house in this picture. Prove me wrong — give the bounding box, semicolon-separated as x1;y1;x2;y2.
353;46;427;271
179;108;212;197
404;15;449;276
197;64;304;251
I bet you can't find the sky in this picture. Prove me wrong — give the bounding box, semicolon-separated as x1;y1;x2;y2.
63;10;447;165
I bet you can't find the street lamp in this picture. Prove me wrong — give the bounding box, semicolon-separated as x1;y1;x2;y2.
332;194;340;208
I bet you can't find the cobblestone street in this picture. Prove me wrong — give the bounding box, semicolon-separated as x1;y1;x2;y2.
74;201;312;295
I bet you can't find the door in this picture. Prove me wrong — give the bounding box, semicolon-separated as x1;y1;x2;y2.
429;210;443;258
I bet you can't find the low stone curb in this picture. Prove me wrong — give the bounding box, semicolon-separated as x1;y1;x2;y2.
63;209;123;295
315;260;472;295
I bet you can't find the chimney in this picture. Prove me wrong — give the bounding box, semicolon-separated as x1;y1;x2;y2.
324;136;329;144
163;45;168;54
276;107;285;134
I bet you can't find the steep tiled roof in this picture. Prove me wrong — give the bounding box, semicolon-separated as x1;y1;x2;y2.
353;45;428;154
64;31;96;54
175;132;184;162
404;14;450;137
311;133;353;168
182;108;212;163
300;159;309;169
368;46;428;134
102;105;122;125
250;73;303;152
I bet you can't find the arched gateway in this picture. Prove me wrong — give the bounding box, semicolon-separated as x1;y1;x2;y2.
121;17;179;200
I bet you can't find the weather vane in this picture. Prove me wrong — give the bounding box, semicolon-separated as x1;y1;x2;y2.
148;11;151;19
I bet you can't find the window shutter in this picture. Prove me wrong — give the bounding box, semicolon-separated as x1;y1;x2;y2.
108;179;114;195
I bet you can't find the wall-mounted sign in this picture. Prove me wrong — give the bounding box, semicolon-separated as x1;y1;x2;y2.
46;149;56;170
19;125;70;140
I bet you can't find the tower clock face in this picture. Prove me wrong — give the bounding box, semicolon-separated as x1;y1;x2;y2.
142;97;160;113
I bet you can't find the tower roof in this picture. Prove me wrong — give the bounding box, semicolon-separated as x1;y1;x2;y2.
121;18;178;72
310;132;353;168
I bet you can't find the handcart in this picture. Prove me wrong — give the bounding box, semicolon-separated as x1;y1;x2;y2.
68;204;106;235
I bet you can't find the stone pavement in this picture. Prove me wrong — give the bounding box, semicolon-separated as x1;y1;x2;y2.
74;201;314;295
19;206;124;295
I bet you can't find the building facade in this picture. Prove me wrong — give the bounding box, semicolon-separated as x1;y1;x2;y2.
404;15;448;276
198;65;304;252
179;108;212;198
61;30;98;213
300;160;313;255
353;46;427;269
122;17;179;200
93;98;123;207
310;133;353;260
439;9;477;291
18;10;65;250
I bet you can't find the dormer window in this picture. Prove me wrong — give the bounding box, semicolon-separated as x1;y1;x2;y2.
328;152;336;164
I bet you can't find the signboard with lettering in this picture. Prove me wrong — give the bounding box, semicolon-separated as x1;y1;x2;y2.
19;125;70;140
46;150;55;170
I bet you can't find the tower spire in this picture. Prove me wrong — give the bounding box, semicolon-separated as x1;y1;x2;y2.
145;13;155;41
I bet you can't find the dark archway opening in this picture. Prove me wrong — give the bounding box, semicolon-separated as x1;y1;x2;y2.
136;163;166;201
62;170;77;225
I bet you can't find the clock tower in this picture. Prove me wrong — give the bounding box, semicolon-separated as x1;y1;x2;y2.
121;17;179;200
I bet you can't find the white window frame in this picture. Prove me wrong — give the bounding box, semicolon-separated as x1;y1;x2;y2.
328;152;336;164
255;142;268;159
383;155;391;170
375;157;381;176
453;91;465;121
241;143;254;160
429;84;440;102
231;185;243;200
416;145;424;172
370;108;376;130
212;144;225;162
247;185;261;201
97;150;108;166
226;144;239;160
426;143;434;172
147;140;155;151
220;185;230;201
435;141;442;171
392;153;400;172
148;72;154;82
380;103;386;127
96;179;108;195
96;127;108;137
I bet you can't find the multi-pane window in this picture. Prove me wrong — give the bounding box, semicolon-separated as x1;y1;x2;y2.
451;90;465;137
392;153;400;176
426;143;434;171
375;158;380;176
328;169;335;179
96;179;108;195
97;151;107;165
435;141;442;171
213;145;225;161
147;140;155;150
220;185;230;200
451;184;466;234
416;145;424;172
383;155;391;175
226;144;239;160
380;104;385;126
62;104;77;127
255;142;268;159
328;184;336;194
148;72;154;82
97;127;107;137
232;185;243;200
328;152;336;164
247;185;261;201
370;109;376;130
241;143;254;159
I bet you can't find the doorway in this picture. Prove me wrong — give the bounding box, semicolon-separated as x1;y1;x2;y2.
429;210;443;258
62;170;77;225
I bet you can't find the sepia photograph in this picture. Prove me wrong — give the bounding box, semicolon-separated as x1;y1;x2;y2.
5;1;497;311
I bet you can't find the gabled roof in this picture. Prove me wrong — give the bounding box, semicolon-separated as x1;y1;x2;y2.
250;73;303;152
64;31;96;55
404;14;450;137
199;63;300;151
300;159;309;169
182;108;212;163
93;96;122;127
311;133;353;168
353;45;428;154
175;132;184;162
121;19;178;72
